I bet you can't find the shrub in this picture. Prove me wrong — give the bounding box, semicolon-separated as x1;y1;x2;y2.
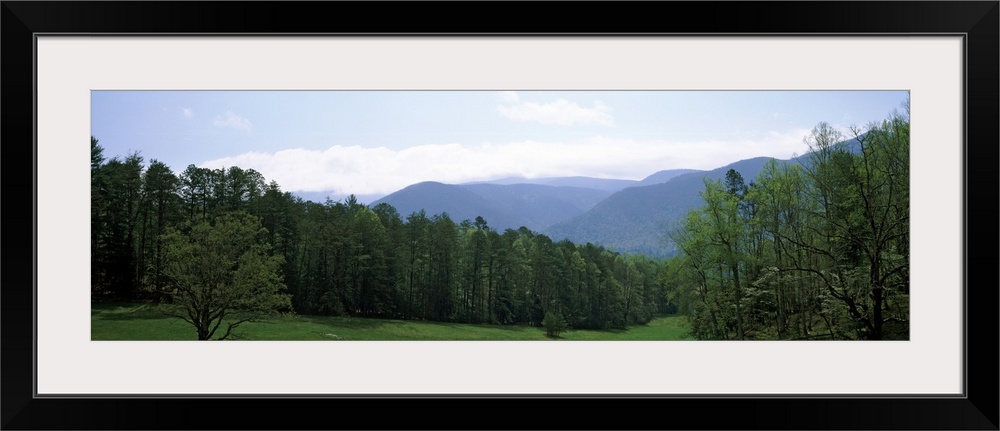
542;310;568;338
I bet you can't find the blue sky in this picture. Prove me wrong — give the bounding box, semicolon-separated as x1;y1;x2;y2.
91;90;909;200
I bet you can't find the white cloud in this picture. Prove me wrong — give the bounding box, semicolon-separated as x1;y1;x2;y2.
498;98;614;126
213;111;252;133
198;129;813;198
499;91;520;103
182;108;193;118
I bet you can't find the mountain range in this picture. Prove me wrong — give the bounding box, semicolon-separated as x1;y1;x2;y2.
371;169;703;236
300;138;859;258
544;157;800;257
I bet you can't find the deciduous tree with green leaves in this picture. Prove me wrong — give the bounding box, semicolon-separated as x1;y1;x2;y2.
161;211;291;340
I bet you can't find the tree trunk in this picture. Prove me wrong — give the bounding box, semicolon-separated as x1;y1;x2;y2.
731;264;744;340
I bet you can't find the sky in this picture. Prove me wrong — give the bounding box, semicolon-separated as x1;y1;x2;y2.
91;90;909;201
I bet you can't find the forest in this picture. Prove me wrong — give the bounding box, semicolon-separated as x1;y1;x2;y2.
673;112;910;341
90;139;675;340
91;105;908;341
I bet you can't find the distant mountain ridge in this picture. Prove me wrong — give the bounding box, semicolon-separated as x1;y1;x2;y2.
371;168;708;233
636;169;703;186
543;157;794;257
371;159;806;257
372;181;613;232
462;175;640;192
301;137;863;258
465;169;704;191
542;137;862;257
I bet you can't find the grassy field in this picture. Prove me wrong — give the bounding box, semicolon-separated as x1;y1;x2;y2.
92;301;694;341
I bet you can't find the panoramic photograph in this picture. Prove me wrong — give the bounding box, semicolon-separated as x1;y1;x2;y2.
90;90;910;341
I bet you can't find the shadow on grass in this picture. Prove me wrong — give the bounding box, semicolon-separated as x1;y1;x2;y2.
289;313;541;334
91;302;177;321
394;318;543;333
291;314;388;330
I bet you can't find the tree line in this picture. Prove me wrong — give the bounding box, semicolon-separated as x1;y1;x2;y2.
669;105;909;340
91;139;677;336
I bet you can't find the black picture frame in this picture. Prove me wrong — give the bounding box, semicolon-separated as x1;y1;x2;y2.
3;2;997;430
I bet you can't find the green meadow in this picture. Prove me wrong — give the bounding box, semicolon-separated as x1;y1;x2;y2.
91;301;694;341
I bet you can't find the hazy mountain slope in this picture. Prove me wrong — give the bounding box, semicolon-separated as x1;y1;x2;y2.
373;181;521;228
464;176;639;192
372;181;614;232
543;157;789;258
371;136;862;257
637;169;703;186
460;183;613;231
